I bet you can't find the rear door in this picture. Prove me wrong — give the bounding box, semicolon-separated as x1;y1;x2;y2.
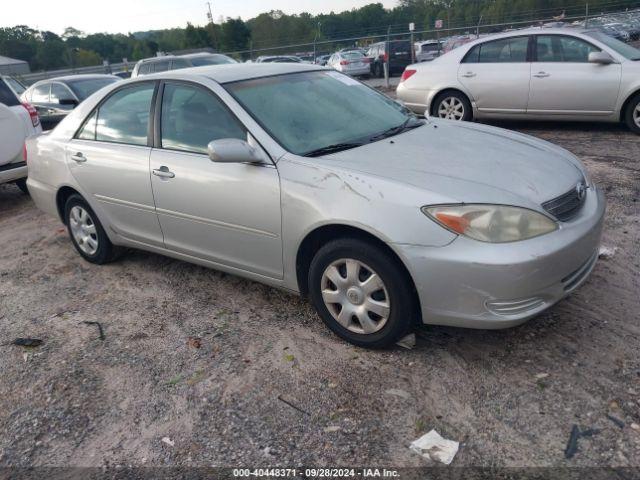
149;81;283;278
458;35;532;114
527;34;622;116
67;81;164;246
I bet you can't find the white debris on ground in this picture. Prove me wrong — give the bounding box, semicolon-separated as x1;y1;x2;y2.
385;388;411;400
161;437;175;447
410;429;459;465
598;246;617;258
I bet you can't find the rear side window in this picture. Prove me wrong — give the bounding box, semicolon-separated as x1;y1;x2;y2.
171;58;191;70
464;36;529;63
138;63;151;75
535;35;600;62
94;83;155;146
153;61;170;73
160;83;246;154
0;80;20;106
77;112;97;140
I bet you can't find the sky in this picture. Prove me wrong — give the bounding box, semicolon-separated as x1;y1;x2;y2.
2;0;398;35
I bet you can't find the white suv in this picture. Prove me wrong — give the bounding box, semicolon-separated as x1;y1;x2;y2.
0;76;42;193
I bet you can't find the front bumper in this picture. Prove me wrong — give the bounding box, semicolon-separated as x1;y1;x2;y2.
395;186;606;329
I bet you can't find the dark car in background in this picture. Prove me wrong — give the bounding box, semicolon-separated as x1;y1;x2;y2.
131;53;237;78
21;74;121;130
367;40;412;77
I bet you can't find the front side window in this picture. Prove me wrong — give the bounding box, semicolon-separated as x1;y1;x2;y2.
536;35;601;62
31;84;51;103
95;83;155;146
584;31;640;60
464;36;529;63
50;83;74;103
160;83;246;154
226;71;413;156
138;63;151;75
189;54;237;66
153;61;170;73
171;58;191;70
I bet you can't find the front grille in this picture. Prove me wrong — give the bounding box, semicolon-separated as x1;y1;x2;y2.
542;183;587;222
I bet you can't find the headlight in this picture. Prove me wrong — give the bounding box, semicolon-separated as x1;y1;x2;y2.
422;204;557;243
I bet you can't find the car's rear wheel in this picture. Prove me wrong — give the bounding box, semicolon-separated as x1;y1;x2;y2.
15;179;29;195
64;194;118;264
433;91;472;121
624;93;640;134
308;238;417;348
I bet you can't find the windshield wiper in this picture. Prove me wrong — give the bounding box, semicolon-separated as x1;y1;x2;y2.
303;142;364;157
369;117;425;142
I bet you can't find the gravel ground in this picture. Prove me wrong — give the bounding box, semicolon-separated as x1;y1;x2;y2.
0;114;639;470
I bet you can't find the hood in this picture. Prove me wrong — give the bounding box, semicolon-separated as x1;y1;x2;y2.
321;120;585;208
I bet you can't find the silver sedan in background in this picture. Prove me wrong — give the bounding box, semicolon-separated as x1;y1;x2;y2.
397;28;640;133
327;51;371;77
26;64;604;348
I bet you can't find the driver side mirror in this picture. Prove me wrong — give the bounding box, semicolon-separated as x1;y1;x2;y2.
207;138;266;164
588;51;614;65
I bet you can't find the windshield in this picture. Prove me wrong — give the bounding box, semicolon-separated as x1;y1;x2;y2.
67;77;120;100
190;54;237;66
225;70;415;156
585;31;640;60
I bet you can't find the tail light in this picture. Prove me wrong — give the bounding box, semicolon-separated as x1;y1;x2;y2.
363;57;372;64
400;69;417;83
383;52;389;62
340;60;349;65
21;102;40;128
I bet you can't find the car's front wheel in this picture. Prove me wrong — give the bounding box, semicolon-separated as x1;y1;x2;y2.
308;238;417;348
624;93;640;134
433;91;472;121
64;194;118;264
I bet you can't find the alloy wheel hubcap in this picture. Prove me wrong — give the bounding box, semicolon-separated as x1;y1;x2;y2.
438;97;465;120
320;259;390;335
634;104;640;128
69;206;98;255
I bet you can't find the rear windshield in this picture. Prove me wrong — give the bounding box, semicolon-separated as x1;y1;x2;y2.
4;77;26;96
0;79;19;107
390;41;411;54
67;77;120;101
343;52;365;59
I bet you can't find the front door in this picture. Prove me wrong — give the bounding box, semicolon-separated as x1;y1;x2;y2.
68;82;164;247
458;35;532;114
149;81;283;279
528;34;622;115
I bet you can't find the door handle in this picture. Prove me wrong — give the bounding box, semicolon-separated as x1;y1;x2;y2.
152;167;175;179
70;152;86;163
533;72;550;78
461;72;476;78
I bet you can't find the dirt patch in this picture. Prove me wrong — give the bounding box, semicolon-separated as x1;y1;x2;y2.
0;120;639;468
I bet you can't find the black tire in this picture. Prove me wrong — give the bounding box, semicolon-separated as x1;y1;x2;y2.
15;178;29;195
624;93;640;134
432;90;473;122
308;238;417;349
64;194;119;264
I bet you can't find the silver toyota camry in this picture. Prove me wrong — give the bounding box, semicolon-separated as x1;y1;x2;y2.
397;28;640;133
26;63;605;348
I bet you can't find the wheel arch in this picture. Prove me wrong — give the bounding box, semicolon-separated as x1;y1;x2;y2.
295;224;420;315
429;87;473;117
619;88;640;122
55;185;82;224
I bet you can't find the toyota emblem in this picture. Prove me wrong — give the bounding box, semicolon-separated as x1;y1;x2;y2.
576;182;587;201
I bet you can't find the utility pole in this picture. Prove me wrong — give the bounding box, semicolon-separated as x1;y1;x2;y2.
206;2;215;51
314;22;321;63
585;2;590;28
384;25;391;89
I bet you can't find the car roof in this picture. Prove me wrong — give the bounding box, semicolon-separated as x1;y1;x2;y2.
141;62;324;84
32;74;119;85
